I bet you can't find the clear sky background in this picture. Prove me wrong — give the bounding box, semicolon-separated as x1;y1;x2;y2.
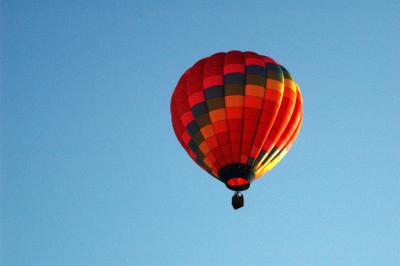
1;1;399;265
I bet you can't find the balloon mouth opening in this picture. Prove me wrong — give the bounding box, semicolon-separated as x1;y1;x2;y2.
227;177;249;186
218;163;254;191
226;177;250;191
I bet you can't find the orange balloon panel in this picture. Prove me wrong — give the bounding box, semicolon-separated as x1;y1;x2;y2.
171;51;303;191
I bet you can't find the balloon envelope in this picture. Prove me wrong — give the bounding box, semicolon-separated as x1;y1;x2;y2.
171;51;302;191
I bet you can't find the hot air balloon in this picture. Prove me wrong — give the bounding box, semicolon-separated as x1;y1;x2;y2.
170;51;303;209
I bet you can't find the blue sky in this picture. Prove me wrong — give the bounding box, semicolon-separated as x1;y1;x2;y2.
1;1;399;265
